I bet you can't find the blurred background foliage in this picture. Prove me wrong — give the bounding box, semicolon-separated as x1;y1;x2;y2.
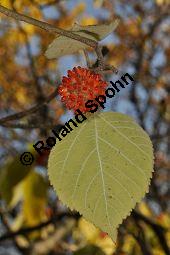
0;0;170;254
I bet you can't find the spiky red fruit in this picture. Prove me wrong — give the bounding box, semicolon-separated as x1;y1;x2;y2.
58;66;107;113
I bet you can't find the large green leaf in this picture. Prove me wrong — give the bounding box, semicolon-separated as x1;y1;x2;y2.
45;20;119;59
48;112;154;242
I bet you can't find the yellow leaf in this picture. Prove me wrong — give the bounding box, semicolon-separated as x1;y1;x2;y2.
81;16;97;26
79;218;100;242
157;213;170;228
122;234;136;253
22;171;48;227
138;201;152;217
156;0;170;5
0;0;11;8
72;3;86;16
22;24;35;36
77;218;115;255
15;87;28;105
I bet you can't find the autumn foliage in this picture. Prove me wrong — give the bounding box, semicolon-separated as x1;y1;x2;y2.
0;1;170;255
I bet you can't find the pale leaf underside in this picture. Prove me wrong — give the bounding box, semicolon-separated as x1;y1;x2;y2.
48;112;154;242
45;20;119;59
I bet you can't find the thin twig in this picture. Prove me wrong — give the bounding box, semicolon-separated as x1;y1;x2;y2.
0;4;97;48
0;212;80;242
1;123;55;129
0;208;26;253
0;88;58;125
132;211;170;255
0;4;118;72
82;50;91;68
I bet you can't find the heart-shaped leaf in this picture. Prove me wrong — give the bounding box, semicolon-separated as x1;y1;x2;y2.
48;112;154;242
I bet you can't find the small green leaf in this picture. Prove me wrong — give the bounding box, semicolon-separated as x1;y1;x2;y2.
45;20;119;59
48;112;154;242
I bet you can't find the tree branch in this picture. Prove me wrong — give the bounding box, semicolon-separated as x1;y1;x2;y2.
0;87;58;125
0;208;26;254
0;212;80;242
1;123;55;129
0;4;118;72
132;211;170;255
0;5;97;48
